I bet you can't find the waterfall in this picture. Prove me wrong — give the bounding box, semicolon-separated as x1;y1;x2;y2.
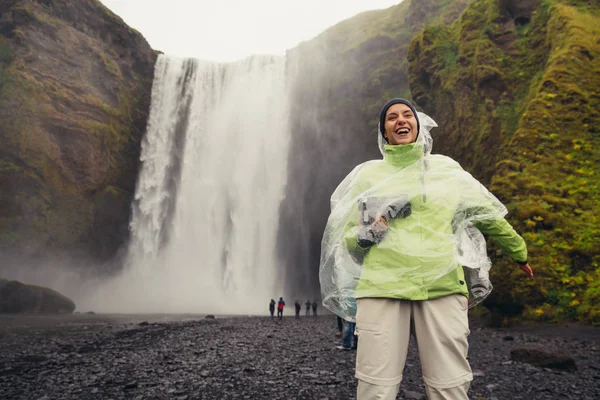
86;54;291;314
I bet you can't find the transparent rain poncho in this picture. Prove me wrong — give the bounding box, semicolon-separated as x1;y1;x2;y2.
320;113;508;321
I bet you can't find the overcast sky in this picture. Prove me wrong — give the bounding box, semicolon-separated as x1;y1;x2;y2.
99;0;403;62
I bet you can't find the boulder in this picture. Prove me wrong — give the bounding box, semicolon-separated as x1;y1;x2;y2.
0;278;76;313
510;346;577;372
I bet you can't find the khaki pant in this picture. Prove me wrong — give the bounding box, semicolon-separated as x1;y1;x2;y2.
355;296;472;400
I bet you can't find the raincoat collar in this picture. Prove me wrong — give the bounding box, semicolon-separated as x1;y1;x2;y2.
383;142;424;167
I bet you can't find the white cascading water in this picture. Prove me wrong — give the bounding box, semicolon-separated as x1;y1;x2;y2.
83;54;291;314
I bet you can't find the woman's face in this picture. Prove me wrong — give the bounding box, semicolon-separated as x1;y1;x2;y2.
383;104;418;145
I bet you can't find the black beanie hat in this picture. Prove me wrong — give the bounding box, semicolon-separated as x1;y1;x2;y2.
379;98;420;142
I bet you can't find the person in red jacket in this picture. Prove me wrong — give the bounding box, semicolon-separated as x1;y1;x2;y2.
277;297;285;320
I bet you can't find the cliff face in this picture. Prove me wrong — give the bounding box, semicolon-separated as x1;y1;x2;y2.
408;0;600;323
280;0;472;299
0;0;157;260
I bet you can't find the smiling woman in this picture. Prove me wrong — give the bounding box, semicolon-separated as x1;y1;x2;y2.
382;102;419;145
98;0;404;61
320;97;533;400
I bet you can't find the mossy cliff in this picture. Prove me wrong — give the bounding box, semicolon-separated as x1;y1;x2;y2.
280;0;472;299
408;0;600;323
0;0;157;259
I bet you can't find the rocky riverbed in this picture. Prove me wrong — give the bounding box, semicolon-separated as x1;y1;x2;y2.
0;314;598;399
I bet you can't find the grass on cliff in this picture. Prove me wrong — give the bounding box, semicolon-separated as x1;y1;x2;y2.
500;1;600;325
409;0;600;324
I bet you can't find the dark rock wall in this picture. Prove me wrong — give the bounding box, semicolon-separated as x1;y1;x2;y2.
0;0;157;261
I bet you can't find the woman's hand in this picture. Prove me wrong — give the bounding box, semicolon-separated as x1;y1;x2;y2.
372;215;389;234
519;263;533;278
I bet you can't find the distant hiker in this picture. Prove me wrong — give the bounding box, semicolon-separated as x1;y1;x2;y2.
294;300;301;319
269;299;276;320
336;320;357;351
305;300;311;316
277;297;285;320
311;301;318;316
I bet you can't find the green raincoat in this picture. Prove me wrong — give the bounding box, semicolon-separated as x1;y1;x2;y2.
320;114;527;320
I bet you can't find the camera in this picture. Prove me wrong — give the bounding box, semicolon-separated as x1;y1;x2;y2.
357;196;412;248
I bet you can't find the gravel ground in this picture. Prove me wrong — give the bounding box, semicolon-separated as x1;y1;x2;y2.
0;314;598;400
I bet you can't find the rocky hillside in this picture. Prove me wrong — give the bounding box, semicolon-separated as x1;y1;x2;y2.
0;278;75;313
0;0;156;261
279;0;473;300
408;0;599;323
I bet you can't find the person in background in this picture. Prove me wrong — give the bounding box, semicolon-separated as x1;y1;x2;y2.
277;297;285;320
269;299;276;320
337;320;357;351
311;301;318;316
305;300;311;316
294;300;301;319
336;316;344;337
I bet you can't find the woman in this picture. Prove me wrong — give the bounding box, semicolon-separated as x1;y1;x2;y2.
319;98;533;399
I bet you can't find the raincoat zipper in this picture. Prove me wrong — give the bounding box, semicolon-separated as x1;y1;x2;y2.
421;159;428;203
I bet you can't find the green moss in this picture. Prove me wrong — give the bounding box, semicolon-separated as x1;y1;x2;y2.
421;25;460;79
98;50;123;80
0;38;13;89
408;0;600;324
0;39;12;64
0;160;20;173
